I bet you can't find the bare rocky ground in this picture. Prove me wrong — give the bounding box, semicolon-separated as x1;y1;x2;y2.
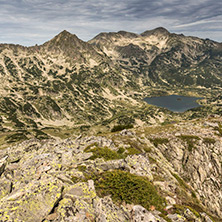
0;117;221;222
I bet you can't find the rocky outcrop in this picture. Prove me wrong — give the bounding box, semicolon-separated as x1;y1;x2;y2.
0;119;221;221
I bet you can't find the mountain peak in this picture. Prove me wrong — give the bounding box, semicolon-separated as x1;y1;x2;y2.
141;27;170;37
56;30;73;38
42;30;82;50
51;30;79;42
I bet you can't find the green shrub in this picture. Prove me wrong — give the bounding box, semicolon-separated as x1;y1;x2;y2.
117;147;125;154
92;170;165;211
86;147;123;160
111;124;133;132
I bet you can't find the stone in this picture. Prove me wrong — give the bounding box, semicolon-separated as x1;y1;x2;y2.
200;213;213;222
166;196;176;205
167;214;186;222
0;178;12;199
0;156;7;177
131;205;160;222
0;178;63;222
125;155;153;180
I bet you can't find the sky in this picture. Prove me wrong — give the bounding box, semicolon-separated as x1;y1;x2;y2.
0;0;221;46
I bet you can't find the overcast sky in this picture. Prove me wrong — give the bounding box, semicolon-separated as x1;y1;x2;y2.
0;0;221;46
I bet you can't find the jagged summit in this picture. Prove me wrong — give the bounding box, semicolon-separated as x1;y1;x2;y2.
41;30;104;63
141;27;170;37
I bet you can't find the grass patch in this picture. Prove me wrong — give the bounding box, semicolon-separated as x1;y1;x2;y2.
149;138;169;147
77;165;87;172
91;170;166;211
172;173;189;190
173;204;200;218
178;135;200;151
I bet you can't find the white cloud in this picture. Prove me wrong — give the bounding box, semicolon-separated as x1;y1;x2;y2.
0;0;221;45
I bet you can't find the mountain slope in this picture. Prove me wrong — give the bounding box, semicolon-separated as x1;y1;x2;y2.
0;28;222;147
89;27;222;88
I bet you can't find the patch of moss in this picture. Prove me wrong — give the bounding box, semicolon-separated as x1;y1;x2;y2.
92;170;166;211
215;123;222;136
172;173;189;190
71;176;82;184
143;146;152;153
83;142;98;152
33;129;49;140
6;132;28;143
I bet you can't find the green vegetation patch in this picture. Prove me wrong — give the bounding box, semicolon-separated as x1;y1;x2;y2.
6;132;28;144
173;204;200;218
149;138;169;147
172;173;189;190
178;135;200;151
203;137;216;145
92;170;165;211
84;145;142;161
85;146;123;160
111;124;133;132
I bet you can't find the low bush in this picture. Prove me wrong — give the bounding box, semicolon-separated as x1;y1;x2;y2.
92;170;166;211
111;124;133;132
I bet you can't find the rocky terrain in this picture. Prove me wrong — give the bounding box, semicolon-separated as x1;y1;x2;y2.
0;117;222;221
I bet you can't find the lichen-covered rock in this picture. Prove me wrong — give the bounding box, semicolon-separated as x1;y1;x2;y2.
94;196;130;222
0;177;63;222
167;214;186;222
0;177;11;199
131;205;166;222
125;155;153;180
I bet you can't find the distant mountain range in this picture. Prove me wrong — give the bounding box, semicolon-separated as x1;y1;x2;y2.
0;27;222;145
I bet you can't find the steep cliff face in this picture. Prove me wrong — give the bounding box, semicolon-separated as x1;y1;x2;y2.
0;118;221;221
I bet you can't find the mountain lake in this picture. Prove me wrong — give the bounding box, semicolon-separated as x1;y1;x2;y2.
144;95;203;112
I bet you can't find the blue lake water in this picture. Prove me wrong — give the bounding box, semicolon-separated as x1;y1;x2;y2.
144;95;203;112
